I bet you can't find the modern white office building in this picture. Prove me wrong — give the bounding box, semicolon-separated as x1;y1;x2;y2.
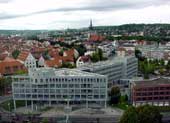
78;56;138;88
123;56;138;79
12;68;108;110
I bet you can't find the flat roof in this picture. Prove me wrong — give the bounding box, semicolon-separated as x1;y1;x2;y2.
133;77;170;87
77;56;134;70
27;68;107;77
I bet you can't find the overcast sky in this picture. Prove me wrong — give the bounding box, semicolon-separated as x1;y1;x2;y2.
0;0;170;30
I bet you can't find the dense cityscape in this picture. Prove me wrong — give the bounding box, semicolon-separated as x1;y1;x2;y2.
1;0;170;123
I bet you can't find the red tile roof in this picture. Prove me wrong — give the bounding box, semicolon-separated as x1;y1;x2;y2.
17;51;29;61
0;54;8;61
0;57;27;75
89;34;105;42
64;48;75;57
45;57;62;68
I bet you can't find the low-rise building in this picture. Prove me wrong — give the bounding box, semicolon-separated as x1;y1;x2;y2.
0;57;27;75
76;56;91;67
12;68;107;110
78;56;138;88
131;77;170;106
98;42;115;58
17;51;37;69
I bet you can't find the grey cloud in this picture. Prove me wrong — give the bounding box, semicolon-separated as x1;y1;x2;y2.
0;0;12;3
0;0;170;20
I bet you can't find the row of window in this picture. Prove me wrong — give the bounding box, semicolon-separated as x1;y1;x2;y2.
13;84;106;88
135;87;170;91
13;89;106;94
136;96;170;101
34;77;105;83
135;91;170;96
14;94;106;99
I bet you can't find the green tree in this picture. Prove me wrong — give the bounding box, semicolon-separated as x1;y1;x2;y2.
137;105;162;123
166;60;170;69
91;52;100;62
42;50;50;60
139;59;156;79
159;68;165;75
98;48;103;60
135;49;142;59
61;62;76;68
0;77;12;96
120;95;128;104
74;44;87;56
12;50;20;59
110;86;121;104
41;118;49;123
120;105;162;123
160;59;165;66
119;106;138;123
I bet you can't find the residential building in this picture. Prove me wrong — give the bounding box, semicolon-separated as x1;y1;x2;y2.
0;57;26;75
116;47;135;57
12;68;107;110
98;42;115;58
76;56;91;67
17;51;37;69
131;77;170;106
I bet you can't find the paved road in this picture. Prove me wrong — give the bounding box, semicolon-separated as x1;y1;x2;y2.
1;112;170;123
69;115;120;123
0;95;12;113
0;95;12;104
0;113;120;123
162;115;170;123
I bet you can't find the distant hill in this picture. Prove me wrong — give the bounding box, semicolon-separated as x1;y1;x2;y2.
94;24;170;37
1;24;170;39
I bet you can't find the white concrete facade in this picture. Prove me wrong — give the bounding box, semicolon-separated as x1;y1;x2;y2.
78;56;138;88
24;53;37;69
12;68;107;110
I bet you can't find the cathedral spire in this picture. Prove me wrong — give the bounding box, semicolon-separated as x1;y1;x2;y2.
89;19;93;30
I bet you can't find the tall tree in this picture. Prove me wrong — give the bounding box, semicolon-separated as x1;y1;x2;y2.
0;77;11;96
98;48;103;60
120;105;162;123
166;60;170;69
137;105;162;123
91;52;100;63
119;106;138;123
110;86;121;104
12;50;20;59
135;49;142;59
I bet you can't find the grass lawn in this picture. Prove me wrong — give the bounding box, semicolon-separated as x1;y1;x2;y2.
0;100;25;111
112;103;130;110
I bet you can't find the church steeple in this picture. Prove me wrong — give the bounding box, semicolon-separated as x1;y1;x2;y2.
89;19;93;30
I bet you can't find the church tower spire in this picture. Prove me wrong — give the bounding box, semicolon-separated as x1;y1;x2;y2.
89;19;93;30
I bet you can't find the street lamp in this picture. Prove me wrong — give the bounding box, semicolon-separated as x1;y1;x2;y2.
65;98;70;123
8;103;10;112
8;103;11;123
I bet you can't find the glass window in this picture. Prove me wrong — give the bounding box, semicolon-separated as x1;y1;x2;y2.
40;79;43;82
50;95;55;98
62;84;67;88
69;84;74;88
